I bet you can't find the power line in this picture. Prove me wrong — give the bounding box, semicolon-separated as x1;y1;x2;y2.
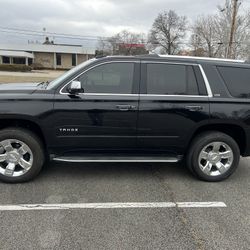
0;26;250;47
0;29;102;42
0;26;110;41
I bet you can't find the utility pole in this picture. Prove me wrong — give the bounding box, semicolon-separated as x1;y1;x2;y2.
227;0;238;58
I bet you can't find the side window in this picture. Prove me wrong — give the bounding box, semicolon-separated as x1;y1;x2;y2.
78;62;134;94
146;64;199;95
217;66;250;98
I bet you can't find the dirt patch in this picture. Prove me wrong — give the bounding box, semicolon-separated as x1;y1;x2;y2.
0;70;65;83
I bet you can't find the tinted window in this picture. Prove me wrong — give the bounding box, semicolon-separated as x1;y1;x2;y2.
56;54;61;66
217;66;250;98
2;56;10;64
13;57;26;64
146;64;199;95
72;54;76;66
78;62;134;94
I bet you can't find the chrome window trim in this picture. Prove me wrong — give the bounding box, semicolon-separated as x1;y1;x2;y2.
59;60;213;98
142;62;213;98
139;94;208;98
66;93;139;97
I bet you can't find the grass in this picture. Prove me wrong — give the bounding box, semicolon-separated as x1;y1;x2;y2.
0;75;56;83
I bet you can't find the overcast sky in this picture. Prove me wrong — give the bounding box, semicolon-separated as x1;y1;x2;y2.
0;0;249;47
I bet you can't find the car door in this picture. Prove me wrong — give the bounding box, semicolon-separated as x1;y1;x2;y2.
137;61;210;155
52;60;140;152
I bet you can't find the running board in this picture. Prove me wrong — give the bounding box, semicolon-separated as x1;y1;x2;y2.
53;155;181;163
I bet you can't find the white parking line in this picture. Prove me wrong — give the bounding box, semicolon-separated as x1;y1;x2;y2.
0;202;226;211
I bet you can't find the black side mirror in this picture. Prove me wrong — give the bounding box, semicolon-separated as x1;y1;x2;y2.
68;81;84;95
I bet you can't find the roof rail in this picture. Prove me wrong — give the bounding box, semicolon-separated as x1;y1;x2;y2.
95;55;108;59
158;54;245;63
136;54;159;58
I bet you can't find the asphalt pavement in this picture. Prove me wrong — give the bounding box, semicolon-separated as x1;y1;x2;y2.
0;157;249;250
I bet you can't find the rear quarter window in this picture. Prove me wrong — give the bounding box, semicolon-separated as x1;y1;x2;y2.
217;66;250;98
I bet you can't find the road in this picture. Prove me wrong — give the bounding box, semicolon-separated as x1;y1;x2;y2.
0;158;249;250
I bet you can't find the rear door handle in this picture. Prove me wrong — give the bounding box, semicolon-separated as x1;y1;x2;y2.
116;105;136;111
185;105;203;111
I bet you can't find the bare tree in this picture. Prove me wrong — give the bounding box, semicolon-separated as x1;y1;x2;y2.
218;0;250;58
96;37;113;56
191;0;250;59
190;34;206;57
96;30;147;56
148;10;187;55
111;30;147;55
191;15;222;57
240;11;250;59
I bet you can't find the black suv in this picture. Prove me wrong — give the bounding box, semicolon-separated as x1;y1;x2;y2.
0;55;249;183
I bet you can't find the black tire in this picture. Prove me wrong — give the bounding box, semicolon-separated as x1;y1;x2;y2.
0;128;45;183
187;131;240;182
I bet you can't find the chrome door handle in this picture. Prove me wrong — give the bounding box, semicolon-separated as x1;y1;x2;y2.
185;106;203;111
116;105;136;111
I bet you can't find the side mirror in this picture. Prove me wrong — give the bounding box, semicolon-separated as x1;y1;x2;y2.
68;81;84;95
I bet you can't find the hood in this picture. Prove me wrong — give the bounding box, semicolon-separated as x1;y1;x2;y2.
0;82;40;94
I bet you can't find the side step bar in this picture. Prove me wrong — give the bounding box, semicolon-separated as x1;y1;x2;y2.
53;156;181;163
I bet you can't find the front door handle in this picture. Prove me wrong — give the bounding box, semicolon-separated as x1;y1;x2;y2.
116;105;136;111
185;105;203;111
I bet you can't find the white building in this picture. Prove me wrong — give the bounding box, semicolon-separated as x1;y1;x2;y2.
0;43;95;69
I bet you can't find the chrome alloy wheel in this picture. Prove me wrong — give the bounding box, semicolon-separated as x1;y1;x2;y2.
198;142;234;176
0;139;33;177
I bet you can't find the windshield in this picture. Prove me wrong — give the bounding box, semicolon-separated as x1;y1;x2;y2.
48;58;97;89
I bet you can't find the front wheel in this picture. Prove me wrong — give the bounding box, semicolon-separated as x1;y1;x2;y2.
0;128;45;183
187;131;240;182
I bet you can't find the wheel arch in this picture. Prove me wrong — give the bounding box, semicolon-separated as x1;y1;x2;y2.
0;118;47;150
188;123;246;155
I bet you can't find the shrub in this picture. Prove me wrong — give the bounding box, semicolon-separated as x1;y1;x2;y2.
0;64;32;72
30;63;44;70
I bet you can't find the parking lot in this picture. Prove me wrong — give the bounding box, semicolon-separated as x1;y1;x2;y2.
0;70;249;250
0;158;249;250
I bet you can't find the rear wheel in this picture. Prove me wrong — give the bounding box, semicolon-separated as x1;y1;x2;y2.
187;131;240;182
0;128;45;183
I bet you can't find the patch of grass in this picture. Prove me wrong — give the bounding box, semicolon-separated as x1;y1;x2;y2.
0;76;54;83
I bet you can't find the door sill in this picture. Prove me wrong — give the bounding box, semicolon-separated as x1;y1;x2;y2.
52;155;182;163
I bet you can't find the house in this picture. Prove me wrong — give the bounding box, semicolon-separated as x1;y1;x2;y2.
0;42;95;69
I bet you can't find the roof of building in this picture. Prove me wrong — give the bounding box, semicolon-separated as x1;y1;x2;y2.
0;50;34;58
0;43;95;55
